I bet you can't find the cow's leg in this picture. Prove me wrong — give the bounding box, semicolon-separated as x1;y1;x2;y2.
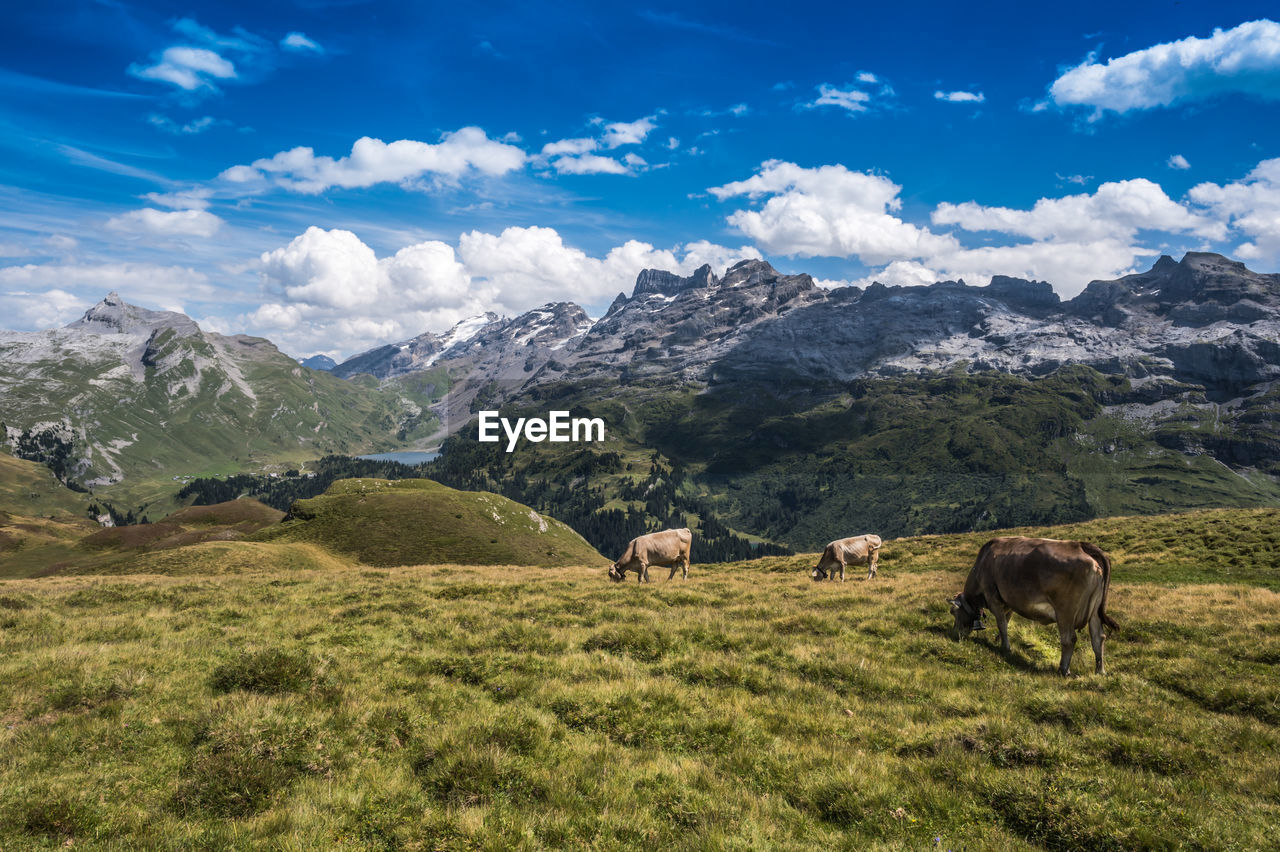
838;560;845;582
1057;620;1077;676
668;562;677;580
642;562;651;583
866;554;877;580
1088;613;1105;675
681;556;689;580
991;603;1011;654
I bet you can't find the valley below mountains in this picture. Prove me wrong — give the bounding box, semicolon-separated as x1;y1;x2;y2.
4;251;1280;556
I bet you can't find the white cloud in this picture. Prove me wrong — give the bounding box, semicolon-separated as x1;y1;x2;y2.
0;262;214;321
550;153;630;175
540;138;598;157
933;178;1225;243
143;187;214;210
222;127;527;193
248;226;759;355
808;84;872;113
1049;19;1280;115
105;207;224;238
856;72;879;84
935;90;985;103
261;227;384;310
0;288;89;330
600;116;657;148
1188;157;1280;260
1168;154;1191;170
709;160;959;264
281;32;323;53
713;161;1238;297
129;46;237;91
148;114;218;135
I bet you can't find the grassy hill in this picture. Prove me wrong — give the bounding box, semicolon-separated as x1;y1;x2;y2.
0;508;1277;848
0;497;284;579
0;452;98;569
251;478;607;568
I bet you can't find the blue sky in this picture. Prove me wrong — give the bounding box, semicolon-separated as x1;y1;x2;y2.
2;0;1279;358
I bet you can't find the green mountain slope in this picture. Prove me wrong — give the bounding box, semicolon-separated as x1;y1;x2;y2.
0;296;445;513
252;478;607;567
424;366;1280;552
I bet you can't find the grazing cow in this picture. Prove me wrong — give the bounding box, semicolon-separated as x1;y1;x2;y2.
811;534;883;581
949;536;1119;675
609;528;692;583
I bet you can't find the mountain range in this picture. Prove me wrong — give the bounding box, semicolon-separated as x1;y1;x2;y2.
3;252;1279;548
0;292;440;510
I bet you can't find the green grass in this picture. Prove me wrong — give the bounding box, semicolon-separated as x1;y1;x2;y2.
252;478;607;568
0;498;287;579
0;509;1278;849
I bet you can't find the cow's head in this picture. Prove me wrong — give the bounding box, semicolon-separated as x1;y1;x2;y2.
608;563;625;582
948;593;987;640
811;566;827;581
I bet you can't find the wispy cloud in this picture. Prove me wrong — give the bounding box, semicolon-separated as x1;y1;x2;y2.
1167;154;1191;170
637;10;774;45
57;145;175;185
0;68;147;100
281;32;324;54
147;114;220;135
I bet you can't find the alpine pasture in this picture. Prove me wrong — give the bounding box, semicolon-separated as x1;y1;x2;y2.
1;509;1279;849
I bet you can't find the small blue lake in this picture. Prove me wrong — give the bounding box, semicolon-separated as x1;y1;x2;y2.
357;450;440;465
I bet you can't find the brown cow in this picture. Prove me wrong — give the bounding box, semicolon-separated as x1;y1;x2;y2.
949;536;1119;675
609;528;692;583
811;534;883;581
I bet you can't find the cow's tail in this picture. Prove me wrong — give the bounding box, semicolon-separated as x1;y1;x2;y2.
1080;541;1119;631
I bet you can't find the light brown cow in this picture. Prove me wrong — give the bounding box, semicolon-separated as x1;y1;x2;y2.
609;528;692;583
949;536;1119;675
811;534;883;581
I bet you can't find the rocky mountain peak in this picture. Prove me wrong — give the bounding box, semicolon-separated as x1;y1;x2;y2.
633;264;721;297
66;292;201;338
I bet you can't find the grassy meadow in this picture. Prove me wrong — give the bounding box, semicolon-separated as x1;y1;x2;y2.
1;510;1279;849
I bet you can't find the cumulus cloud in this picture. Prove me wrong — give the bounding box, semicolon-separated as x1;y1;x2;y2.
129;46;236;91
249;226;759;356
105;207;224;238
1049;19;1280;115
1167;154;1191;170
933;178;1226;243
712;161;1239;297
1188;157;1280;260
0;287;89;330
935;90;985;103
457;226;734;306
709;160;959;264
221;127;527;193
280;32;323;53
